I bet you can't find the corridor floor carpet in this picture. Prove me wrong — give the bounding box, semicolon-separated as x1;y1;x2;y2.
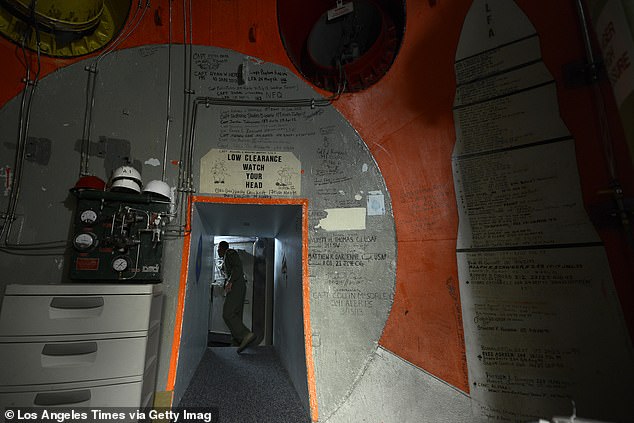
178;346;311;423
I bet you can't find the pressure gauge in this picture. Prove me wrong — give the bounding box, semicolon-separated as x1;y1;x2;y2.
80;209;98;224
112;256;130;272
73;232;97;251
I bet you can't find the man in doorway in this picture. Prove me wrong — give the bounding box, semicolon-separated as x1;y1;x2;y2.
218;241;256;353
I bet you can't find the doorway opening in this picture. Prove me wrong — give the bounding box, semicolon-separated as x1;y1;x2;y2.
208;235;263;347
167;196;317;421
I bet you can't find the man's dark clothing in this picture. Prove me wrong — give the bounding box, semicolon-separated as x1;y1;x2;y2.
222;248;250;343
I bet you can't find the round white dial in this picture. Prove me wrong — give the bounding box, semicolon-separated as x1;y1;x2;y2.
112;256;129;272
80;209;98;224
73;232;96;250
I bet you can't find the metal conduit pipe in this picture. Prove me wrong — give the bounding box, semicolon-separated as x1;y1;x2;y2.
173;0;193;234
185;98;198;194
0;29;68;252
575;0;632;245
3;84;37;245
575;0;617;178
575;0;599;74
80;66;98;176
96;0;148;65
2;31;38;243
79;1;147;176
183;93;337;190
161;0;174;182
165;1;346;236
0;7;70;252
3;2;149;251
182;95;334;191
164;90;337;236
1;61;33;243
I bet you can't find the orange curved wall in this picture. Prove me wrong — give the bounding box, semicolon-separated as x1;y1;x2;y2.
1;0;632;395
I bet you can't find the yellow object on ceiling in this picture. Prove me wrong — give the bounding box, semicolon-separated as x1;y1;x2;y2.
0;0;130;58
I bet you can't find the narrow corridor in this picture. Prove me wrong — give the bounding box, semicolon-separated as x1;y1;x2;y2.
179;347;310;423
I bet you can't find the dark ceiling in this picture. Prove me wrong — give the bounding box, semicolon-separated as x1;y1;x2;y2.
194;202;302;238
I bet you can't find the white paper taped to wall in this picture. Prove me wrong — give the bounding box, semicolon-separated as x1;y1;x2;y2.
367;191;385;216
316;207;366;231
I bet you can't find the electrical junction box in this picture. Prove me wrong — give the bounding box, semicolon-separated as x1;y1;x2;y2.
69;190;170;282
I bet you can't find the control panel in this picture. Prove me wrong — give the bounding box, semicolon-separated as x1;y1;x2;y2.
70;190;170;282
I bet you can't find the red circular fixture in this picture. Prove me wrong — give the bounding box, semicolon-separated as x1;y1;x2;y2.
278;0;405;93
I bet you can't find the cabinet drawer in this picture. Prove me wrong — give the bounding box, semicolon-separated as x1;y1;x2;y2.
140;358;158;409
0;294;156;336
0;337;148;385
0;380;143;408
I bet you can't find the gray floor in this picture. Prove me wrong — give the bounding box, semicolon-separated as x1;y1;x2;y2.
178;346;311;423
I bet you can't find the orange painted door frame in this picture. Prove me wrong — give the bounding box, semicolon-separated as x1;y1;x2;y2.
166;195;318;422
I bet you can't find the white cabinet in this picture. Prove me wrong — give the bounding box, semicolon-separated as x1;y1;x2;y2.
0;284;162;409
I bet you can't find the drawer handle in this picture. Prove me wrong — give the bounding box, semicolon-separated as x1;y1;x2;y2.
50;297;104;309
42;342;98;356
34;390;91;406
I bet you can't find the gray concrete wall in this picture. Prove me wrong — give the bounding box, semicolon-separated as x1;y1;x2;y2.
273;206;309;412
0;45;186;393
328;347;483;423
0;45;398;421
181;46;398;420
